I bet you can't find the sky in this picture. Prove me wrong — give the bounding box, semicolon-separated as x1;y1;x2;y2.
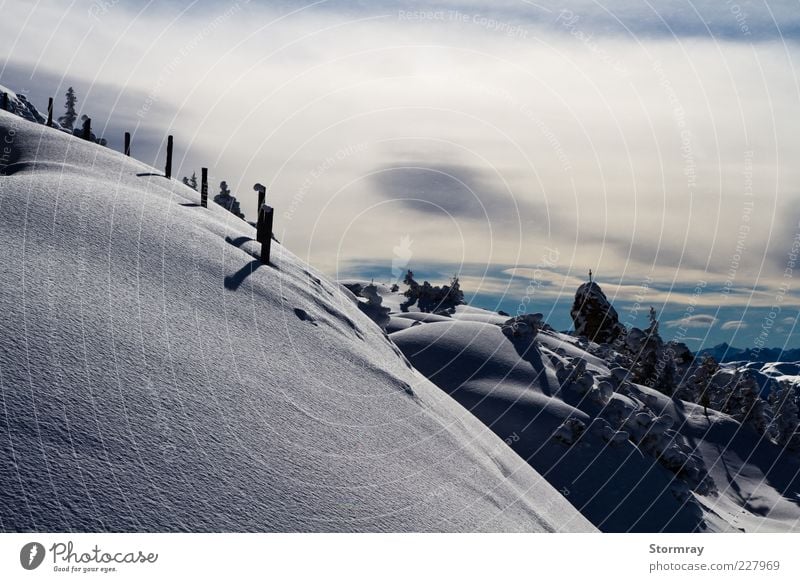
2;0;800;350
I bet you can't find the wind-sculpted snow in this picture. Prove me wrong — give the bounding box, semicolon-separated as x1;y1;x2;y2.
0;112;595;532
379;287;800;532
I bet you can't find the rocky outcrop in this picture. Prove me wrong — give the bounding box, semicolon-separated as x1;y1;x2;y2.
570;281;625;344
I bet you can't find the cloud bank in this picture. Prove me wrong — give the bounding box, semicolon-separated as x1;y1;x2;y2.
2;0;799;347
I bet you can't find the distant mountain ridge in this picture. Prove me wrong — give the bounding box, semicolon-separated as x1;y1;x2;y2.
698;342;800;363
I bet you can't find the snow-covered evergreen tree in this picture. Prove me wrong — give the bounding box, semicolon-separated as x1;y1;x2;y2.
402;270;418;293
707;368;772;434
677;354;719;404
769;381;800;450
357;283;390;330
654;355;678;397
182;171;198;191
401;270;465;314
628;308;662;388
706;368;736;413
665;340;694;380
622;308;683;397
417;281;436;312
213;181;244;218
58;87;77;130
445;275;464;306
735;370;772;434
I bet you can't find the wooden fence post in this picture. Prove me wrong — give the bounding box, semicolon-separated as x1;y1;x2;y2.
82;117;91;140
47;97;53;127
257;204;274;265
200;167;208;207
0;92;7;111
254;183;266;210
124;132;131;156
165;135;173;178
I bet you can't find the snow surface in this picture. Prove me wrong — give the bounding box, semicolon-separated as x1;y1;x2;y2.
362;285;800;532
0;111;595;532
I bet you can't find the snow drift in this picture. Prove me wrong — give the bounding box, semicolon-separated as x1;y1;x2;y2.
0;110;595;532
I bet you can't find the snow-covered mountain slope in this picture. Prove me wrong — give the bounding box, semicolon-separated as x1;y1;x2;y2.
0;111;595;532
358;284;800;532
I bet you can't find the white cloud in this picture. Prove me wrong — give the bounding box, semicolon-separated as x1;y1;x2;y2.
721;320;748;331
665;314;717;328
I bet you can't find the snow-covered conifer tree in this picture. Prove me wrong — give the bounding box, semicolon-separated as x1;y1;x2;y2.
678;355;719;404
58;87;77;130
213;181;244;218
769;381;800;450
182;172;198;191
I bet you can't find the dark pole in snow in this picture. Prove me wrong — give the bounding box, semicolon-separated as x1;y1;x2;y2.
253;183;266;210
46;98;53;127
124;132;131;156
200;167;208;208
256;205;266;243
165;135;173;179
82;117;91;140
0;92;7;111
257;204;274;264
